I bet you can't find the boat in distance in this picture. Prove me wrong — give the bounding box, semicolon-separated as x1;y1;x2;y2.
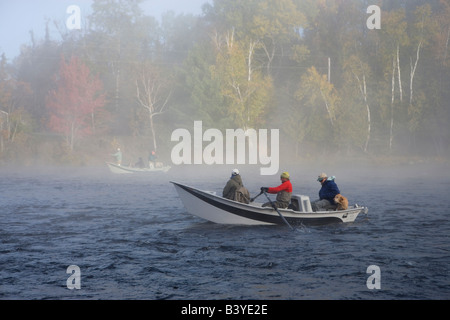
171;181;368;226
106;162;171;174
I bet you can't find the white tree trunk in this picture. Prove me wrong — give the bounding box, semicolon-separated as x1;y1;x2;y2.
320;89;334;127
389;57;396;151
397;44;403;102
410;40;422;105
136;75;170;151
354;73;371;152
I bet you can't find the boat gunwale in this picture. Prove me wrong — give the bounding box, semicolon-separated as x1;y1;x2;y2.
171;181;367;225
106;162;170;173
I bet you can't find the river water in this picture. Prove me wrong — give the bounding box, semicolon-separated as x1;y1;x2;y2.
0;163;449;301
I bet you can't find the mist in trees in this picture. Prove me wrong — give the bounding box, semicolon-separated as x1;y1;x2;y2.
46;56;106;151
1;0;449;166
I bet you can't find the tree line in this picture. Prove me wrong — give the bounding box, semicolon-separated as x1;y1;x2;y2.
0;0;449;166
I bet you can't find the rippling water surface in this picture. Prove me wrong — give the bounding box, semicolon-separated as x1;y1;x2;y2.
1;163;449;300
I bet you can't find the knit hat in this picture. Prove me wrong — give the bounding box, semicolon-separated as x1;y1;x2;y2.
232;169;239;176
280;172;290;179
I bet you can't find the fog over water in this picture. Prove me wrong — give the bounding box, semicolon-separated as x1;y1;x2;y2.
0;0;449;305
1;162;449;301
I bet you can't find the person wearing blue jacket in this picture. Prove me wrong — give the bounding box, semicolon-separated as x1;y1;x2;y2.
311;172;341;211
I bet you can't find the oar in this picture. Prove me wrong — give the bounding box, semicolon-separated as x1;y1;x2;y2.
250;190;263;202
263;191;295;231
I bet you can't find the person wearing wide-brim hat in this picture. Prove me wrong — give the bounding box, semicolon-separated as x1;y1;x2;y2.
311;172;340;211
261;171;293;209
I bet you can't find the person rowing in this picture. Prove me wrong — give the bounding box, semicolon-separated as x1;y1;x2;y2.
260;171;292;209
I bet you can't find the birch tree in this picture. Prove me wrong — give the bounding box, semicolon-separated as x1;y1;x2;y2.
88;0;158;133
294;66;339;147
407;4;436;140
135;64;171;151
341;55;373;153
212;29;272;130
380;9;409;151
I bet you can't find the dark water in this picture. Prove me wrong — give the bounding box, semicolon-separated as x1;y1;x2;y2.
1;163;449;300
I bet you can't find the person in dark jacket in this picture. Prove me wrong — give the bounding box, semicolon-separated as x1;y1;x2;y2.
311;172;341;211
223;169;244;200
261;171;293;209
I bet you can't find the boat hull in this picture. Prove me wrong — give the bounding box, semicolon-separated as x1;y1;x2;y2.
106;162;170;174
171;182;368;226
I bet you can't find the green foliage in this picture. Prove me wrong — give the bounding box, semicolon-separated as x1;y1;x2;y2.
1;0;450;165
294;66;338;142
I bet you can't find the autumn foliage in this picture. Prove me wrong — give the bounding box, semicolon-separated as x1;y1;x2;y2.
46;56;105;151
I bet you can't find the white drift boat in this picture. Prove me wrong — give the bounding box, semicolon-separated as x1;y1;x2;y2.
106;162;171;174
171;181;368;226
